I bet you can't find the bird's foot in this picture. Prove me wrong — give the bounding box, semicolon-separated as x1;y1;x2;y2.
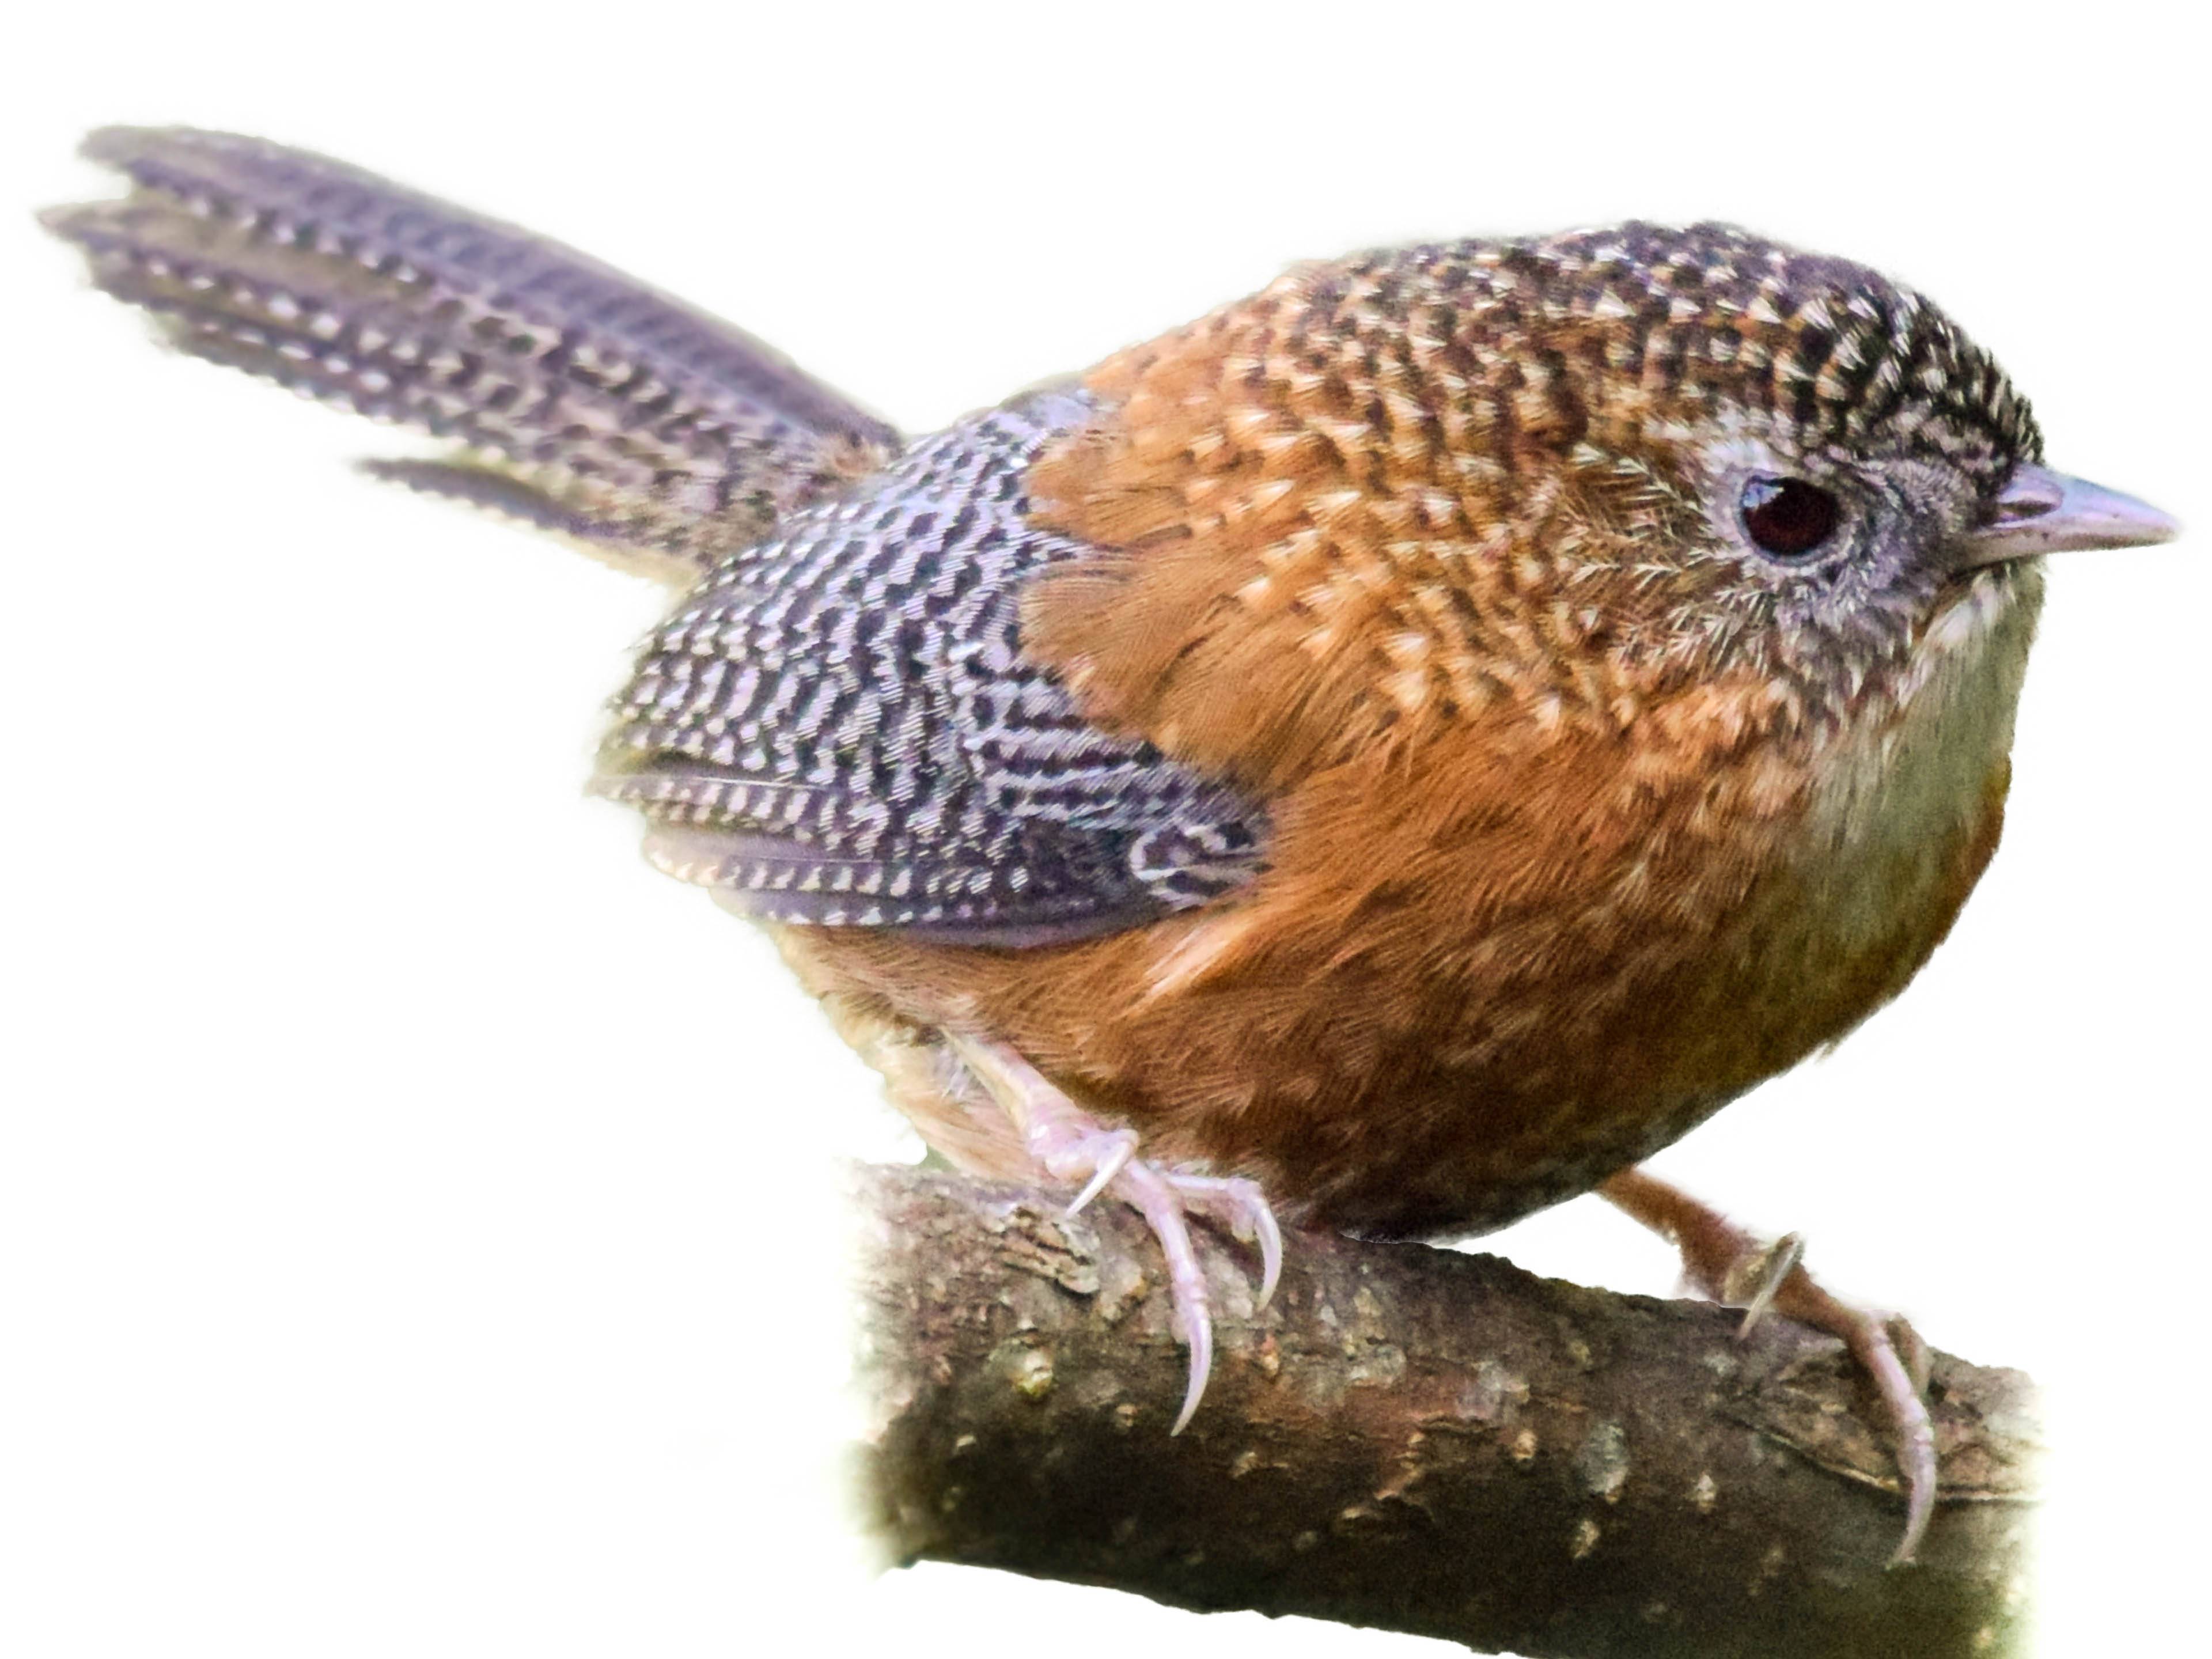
946;1034;1281;1433
1599;1168;1937;1566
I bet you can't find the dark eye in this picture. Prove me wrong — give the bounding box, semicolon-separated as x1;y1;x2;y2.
1740;475;1840;559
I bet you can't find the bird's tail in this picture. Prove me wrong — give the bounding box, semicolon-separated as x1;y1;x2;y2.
41;127;902;573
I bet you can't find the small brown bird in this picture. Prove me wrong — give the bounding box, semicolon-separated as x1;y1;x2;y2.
46;127;2181;1565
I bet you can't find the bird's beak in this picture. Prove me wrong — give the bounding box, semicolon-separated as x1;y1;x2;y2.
1949;464;2181;570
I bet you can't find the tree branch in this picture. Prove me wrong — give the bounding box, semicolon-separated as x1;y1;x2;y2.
849;1164;2039;1659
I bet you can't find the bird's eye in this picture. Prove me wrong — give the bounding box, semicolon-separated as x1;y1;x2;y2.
1739;475;1840;560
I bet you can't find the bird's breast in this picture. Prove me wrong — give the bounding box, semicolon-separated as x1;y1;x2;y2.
798;570;2042;1240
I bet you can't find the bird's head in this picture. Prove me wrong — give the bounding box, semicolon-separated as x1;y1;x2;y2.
1429;222;2177;723
1028;224;2179;782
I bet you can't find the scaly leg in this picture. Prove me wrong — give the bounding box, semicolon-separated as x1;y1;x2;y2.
946;1034;1281;1433
1599;1167;1937;1566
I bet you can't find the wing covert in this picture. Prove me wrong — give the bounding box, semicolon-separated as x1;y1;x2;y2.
593;387;1268;945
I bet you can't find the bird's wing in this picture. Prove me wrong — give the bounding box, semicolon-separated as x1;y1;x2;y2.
42;127;901;569
594;387;1270;946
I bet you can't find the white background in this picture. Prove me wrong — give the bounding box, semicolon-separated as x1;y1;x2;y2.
3;5;2203;1655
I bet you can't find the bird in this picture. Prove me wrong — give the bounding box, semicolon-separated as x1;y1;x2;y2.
44;126;2181;1567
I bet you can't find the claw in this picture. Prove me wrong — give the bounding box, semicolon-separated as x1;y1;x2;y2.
1173;1296;1214;1434
943;1033;1285;1434
1842;1310;1938;1566
1065;1131;1137;1215
1600;1168;1940;1566
1152;1172;1284;1310
1248;1196;1284;1308
1895;1315;1934;1397
1105;1155;1216;1433
1733;1230;1804;1339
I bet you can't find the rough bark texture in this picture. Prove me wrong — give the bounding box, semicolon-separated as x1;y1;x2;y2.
850;1164;2039;1659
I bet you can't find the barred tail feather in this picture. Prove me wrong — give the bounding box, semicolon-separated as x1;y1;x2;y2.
42;127;902;569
